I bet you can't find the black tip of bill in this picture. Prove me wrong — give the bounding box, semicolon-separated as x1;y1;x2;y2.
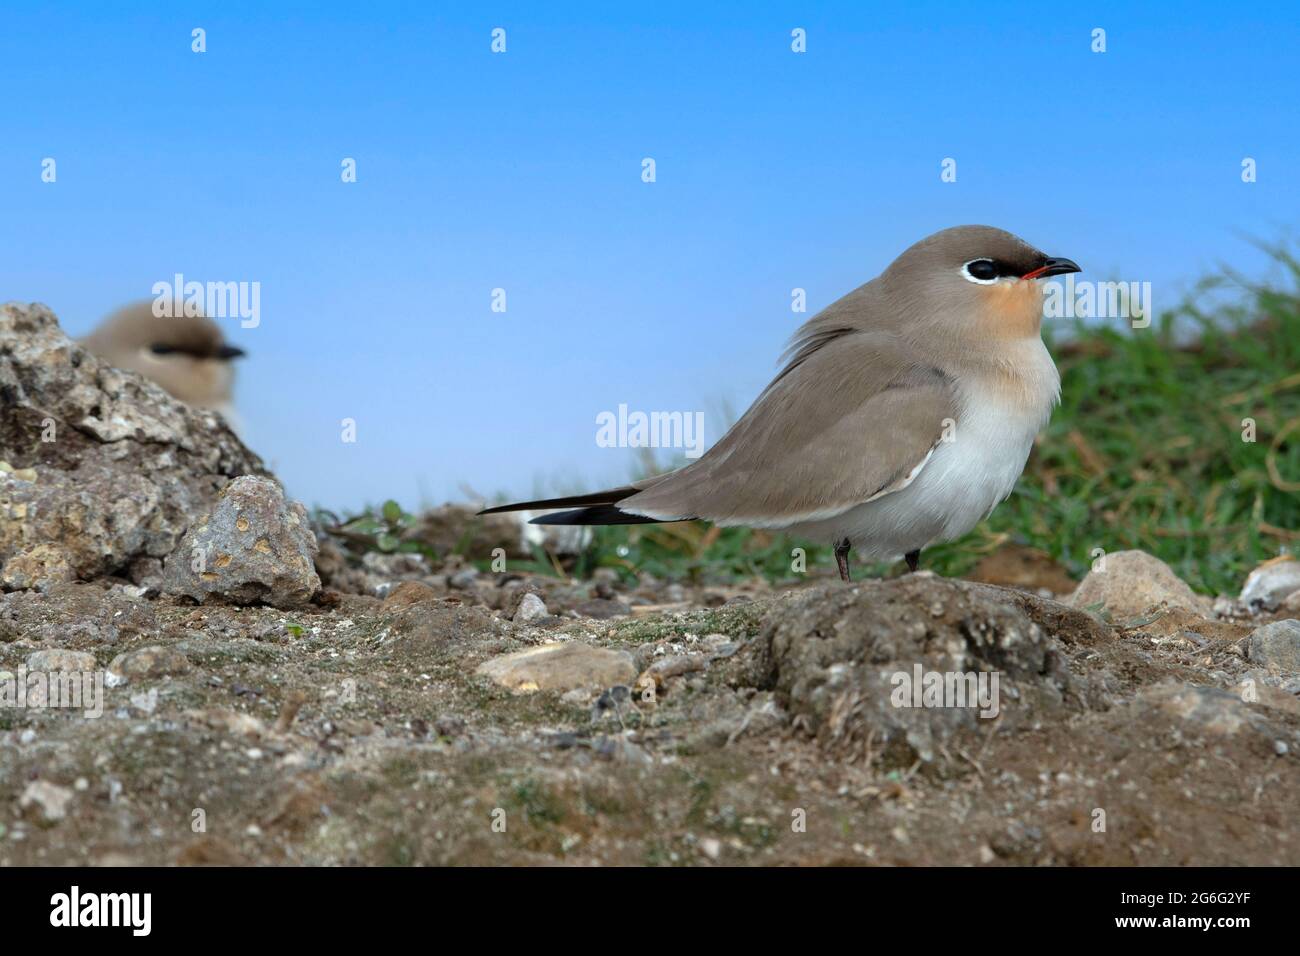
1023;256;1082;280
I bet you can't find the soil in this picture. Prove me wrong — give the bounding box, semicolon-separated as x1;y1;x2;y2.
2;556;1295;867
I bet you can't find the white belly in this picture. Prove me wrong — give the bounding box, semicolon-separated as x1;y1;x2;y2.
787;353;1058;559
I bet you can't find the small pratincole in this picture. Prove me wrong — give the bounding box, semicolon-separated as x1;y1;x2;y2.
81;301;246;422
481;225;1080;580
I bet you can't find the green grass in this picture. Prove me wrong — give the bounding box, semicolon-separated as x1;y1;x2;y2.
336;249;1300;596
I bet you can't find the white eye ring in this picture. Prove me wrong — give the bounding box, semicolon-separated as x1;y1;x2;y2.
960;259;999;285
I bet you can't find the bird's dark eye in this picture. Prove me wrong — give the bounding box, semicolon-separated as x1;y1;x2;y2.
964;259;998;281
149;343;177;355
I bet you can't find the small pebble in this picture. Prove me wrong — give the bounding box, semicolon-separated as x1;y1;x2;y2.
514;592;549;623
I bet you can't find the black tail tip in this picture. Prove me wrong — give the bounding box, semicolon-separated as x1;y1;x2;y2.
529;505;662;526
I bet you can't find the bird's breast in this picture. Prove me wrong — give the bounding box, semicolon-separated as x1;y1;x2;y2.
926;343;1059;516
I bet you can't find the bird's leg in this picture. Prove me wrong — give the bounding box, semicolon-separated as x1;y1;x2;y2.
904;549;920;573
834;538;852;582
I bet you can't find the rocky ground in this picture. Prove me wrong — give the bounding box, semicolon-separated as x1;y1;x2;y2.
2;301;1298;866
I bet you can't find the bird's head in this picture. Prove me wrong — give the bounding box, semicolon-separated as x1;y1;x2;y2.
81;301;246;409
881;225;1081;342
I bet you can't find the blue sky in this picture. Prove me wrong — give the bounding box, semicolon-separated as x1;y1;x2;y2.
2;1;1297;510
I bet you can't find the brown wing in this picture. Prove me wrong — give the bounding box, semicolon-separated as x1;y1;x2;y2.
619;332;956;525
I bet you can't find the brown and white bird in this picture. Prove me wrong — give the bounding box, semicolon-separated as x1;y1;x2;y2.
80;301;245;421
481;225;1080;580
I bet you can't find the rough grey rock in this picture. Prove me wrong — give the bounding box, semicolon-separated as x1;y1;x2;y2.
1247;620;1300;672
1068;549;1209;620
756;576;1091;770
161;476;320;609
0;541;76;590
476;641;636;693
107;646;193;685
513;592;549;623
19;780;75;823
1240;558;1300;610
1138;682;1285;742
0;302;266;587
1146;683;1251;734
25;649;97;672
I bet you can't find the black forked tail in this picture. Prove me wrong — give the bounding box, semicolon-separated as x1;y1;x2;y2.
477;486;679;526
477;487;638;515
527;505;663;526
